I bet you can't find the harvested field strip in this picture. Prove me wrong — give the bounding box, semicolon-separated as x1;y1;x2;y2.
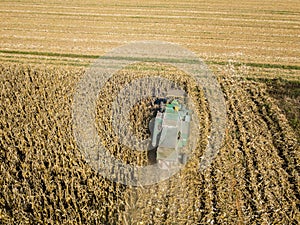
1;3;299;17
2;25;299;42
0;58;89;68
210;61;300;71
0;55;90;68
0;50;99;59
1;55;299;82
1;0;299;66
1;49;300;71
2;10;300;27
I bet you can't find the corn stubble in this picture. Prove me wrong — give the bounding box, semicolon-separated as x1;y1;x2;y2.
0;63;299;224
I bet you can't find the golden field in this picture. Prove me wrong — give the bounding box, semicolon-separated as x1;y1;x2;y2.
0;0;299;224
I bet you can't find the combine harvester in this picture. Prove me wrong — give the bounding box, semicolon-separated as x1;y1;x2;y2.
150;90;192;169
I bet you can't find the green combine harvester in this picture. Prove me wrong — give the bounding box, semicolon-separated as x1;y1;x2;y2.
150;90;192;169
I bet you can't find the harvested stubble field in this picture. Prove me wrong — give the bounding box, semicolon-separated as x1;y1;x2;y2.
1;0;300;224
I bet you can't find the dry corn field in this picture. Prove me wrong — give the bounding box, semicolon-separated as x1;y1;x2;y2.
1;0;300;224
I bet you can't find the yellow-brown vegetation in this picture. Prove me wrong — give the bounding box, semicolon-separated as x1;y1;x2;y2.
0;63;299;224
